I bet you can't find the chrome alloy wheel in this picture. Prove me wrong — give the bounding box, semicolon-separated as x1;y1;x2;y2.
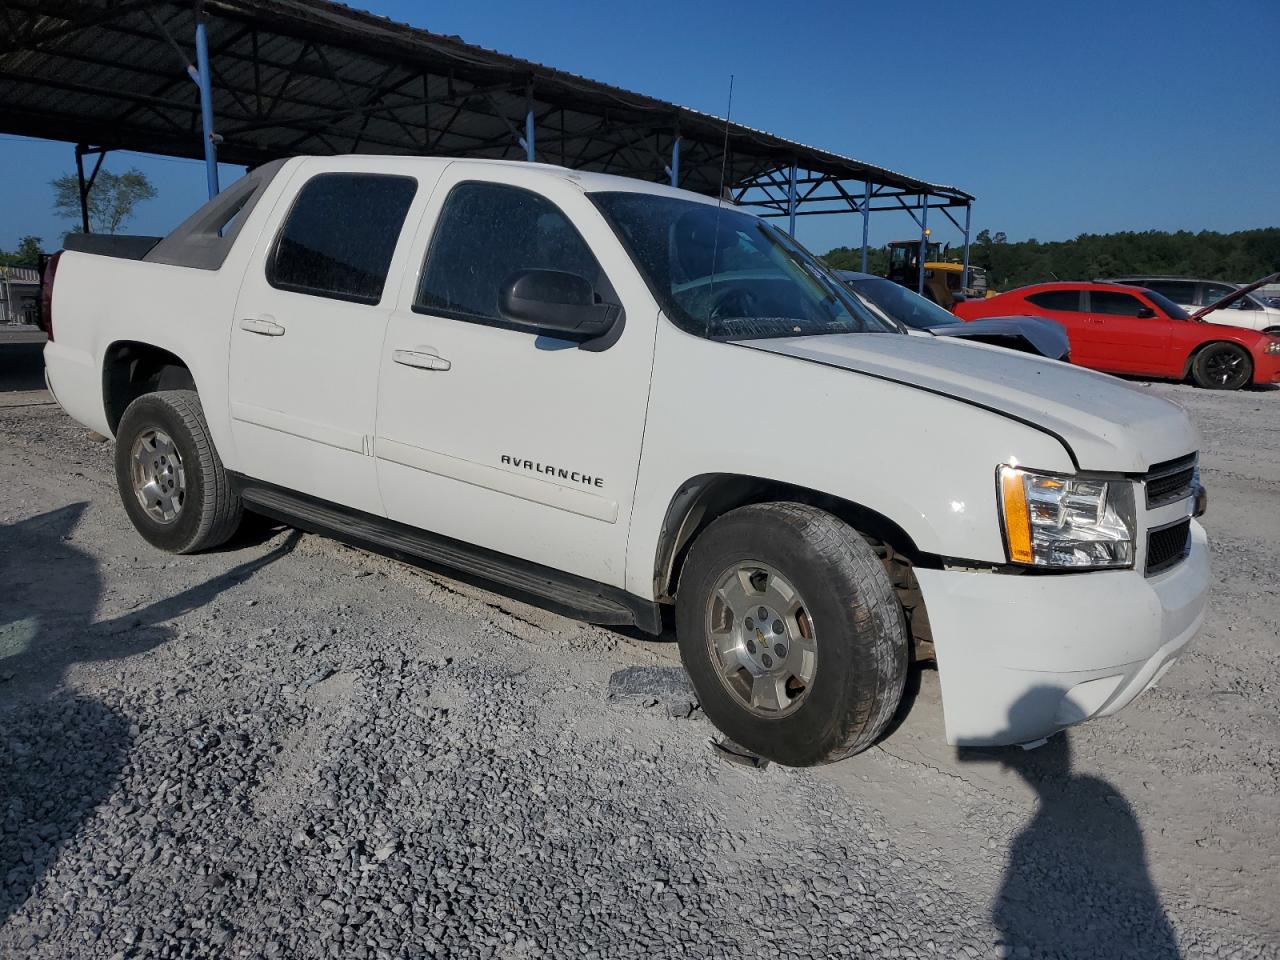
705;562;818;718
129;428;186;523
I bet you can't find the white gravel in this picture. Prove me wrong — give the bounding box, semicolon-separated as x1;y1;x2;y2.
1;376;1277;959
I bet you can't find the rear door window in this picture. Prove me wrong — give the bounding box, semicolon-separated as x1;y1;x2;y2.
268;173;418;305
1026;290;1083;312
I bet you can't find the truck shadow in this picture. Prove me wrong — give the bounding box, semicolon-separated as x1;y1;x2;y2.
0;504;297;927
961;691;1181;959
0;340;47;393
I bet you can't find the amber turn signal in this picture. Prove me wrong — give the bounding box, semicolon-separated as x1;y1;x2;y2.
999;467;1034;564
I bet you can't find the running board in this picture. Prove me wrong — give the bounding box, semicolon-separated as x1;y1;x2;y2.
233;477;660;633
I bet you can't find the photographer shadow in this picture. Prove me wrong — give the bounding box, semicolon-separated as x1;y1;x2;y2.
963;690;1180;959
0;504;297;929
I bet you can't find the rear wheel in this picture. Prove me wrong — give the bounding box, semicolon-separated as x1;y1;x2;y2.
113;390;242;553
1191;343;1252;390
675;502;908;766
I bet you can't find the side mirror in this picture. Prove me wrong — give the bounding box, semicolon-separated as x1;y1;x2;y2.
499;269;620;340
1135;306;1156;319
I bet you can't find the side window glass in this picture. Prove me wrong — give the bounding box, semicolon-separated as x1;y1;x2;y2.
1026;290;1081;312
1202;283;1250;309
1145;281;1192;304
268;173;418;304
416;182;609;324
1089;291;1146;316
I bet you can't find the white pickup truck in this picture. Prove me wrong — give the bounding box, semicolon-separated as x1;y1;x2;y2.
43;156;1210;765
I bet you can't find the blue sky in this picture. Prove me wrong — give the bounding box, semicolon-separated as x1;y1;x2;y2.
2;0;1277;255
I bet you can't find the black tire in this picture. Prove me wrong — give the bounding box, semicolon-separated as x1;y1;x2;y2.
113;390;242;553
1191;342;1252;390
675;502;908;766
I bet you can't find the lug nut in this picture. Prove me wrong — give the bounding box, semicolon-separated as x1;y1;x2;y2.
762;654;773;668
772;619;783;635
745;617;754;630
758;606;768;621
746;639;756;654
773;643;786;657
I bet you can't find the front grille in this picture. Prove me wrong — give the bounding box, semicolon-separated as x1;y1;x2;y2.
1144;453;1197;508
1146;518;1191;576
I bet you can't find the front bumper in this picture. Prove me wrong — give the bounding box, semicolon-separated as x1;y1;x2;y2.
914;521;1209;746
1254;350;1280;384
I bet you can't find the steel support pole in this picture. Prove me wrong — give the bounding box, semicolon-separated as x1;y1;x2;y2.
787;161;798;237
860;180;871;273
961;202;972;291
75;145;90;234
522;82;536;164
193;10;219;198
669;135;681;187
917;195;929;295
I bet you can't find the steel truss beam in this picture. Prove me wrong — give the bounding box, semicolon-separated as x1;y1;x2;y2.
0;0;974;271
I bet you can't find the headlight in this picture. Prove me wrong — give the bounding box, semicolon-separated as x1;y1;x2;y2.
998;466;1136;569
1265;340;1280;355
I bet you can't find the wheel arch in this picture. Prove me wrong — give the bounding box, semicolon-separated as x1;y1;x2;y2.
102;340;198;434
653;472;938;603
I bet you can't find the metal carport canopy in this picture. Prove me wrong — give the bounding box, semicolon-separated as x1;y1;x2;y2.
0;0;974;276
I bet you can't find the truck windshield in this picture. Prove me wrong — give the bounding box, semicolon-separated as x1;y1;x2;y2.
591;192;896;340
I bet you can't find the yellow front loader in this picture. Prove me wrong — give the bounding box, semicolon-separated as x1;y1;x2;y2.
886;240;990;309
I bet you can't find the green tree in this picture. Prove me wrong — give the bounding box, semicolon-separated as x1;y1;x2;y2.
51;167;157;234
819;245;889;276
0;236;44;268
856;227;1280;291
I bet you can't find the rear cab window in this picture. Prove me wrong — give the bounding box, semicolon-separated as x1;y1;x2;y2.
1026;290;1083;312
268;173;418;305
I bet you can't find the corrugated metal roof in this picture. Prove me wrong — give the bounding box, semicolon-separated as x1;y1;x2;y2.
0;266;40;284
0;0;973;206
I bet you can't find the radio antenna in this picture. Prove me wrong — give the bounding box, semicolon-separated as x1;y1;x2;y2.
715;74;734;206
705;74;734;335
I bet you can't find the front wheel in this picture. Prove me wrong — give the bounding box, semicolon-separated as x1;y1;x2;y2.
1191;343;1252;390
675;502;908;766
113;390;242;553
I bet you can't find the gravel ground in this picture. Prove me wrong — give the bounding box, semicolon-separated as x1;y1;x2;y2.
1;362;1278;959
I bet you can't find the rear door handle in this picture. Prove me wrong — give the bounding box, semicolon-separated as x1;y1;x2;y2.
393;348;451;372
240;317;286;336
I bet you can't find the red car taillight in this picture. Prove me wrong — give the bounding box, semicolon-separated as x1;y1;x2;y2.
39;251;62;341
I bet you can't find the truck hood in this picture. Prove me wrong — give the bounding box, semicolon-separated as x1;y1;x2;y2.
740;333;1198;472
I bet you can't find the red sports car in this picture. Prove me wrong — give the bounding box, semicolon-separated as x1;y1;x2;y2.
954;281;1280;390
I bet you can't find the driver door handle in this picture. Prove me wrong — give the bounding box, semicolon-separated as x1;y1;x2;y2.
240;316;286;336
393;348;451;372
